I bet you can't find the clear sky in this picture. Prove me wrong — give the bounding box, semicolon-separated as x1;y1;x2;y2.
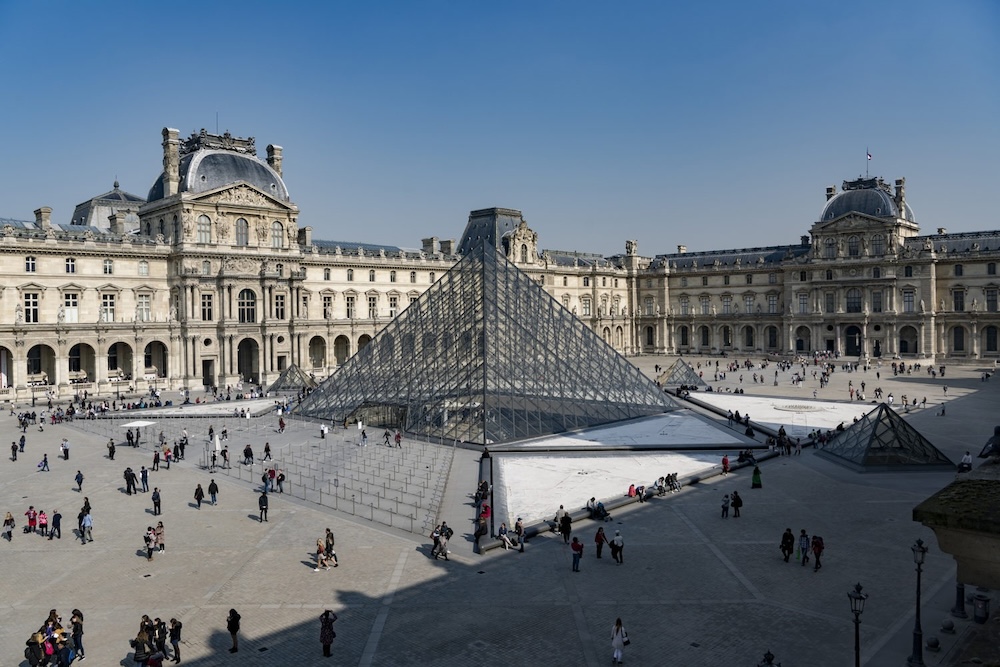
0;1;996;256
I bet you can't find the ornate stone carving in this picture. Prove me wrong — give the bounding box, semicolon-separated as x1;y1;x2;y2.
224;256;259;275
182;211;195;239
625;240;637;256
215;213;230;241
256;219;269;243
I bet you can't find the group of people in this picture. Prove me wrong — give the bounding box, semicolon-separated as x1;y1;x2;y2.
24;608;85;666
314;527;340;570
128;614;183;664
780;528;825;571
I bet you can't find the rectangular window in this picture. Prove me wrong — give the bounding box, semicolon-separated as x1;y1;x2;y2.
825;292;835;313
101;294;115;322
389;296;399;317
138;260;149;276
390;271;396;283
903;291;914;313
24;293;39;323
744;295;754;312
66;258;76;273
346;295;355;319
798;293;808;314
871;290;883;313
700;297;710;315
679;297;689;315
25;256;36;272
767;294;778;314
582;299;592;316
64;293;79;323
410;271;416;283
746;274;753;285
987;289;998;312
723;275;730;286
201;294;214;321
644;297;654;315
768;273;777;284
680;277;688;287
409;296;418;305
275;293;286;320
104;259;114;275
722;296;731;314
322;295;333;319
368;296;378;319
953;290;964;312
137;294;151;322
702;276;708;286
323;268;331;281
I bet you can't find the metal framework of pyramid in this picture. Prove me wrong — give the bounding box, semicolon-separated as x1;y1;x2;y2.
295;242;677;444
815;403;954;472
266;364;318;395
659;359;708;388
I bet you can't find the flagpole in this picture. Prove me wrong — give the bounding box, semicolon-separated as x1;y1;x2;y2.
866;146;869;178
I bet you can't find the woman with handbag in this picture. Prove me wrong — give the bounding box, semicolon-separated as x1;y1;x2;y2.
611;617;628;664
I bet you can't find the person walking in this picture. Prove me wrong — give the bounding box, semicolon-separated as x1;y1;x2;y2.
751;465;763;489
208;479;219;505
2;511;14;541
780;528;795;563
19;434;25;452
324;528;339;567
152;488;161;515
49;509;61;540
140;466;150;493
360;430;368;447
731;491;743;518
124;467;136;495
221;446;230;468
152;450;160;471
193;484;205;509
798;529;810;567
559;512;572;544
226;609;241;653
319;610;338;658
263;442;272;461
75;470;84;492
11;441;17;461
811;535;824;571
81;511;93;544
168;618;182;664
595;526;608;559
394;430;402;448
383;429;391;446
314;538;331;571
61;438;70;460
38;509;48;537
107;439;116;460
39;453;50;472
611;530;624;565
258;492;269;522
611;617;628;665
721;493;730;519
721;454;730;475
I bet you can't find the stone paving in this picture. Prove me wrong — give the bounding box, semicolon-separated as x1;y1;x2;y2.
0;356;997;666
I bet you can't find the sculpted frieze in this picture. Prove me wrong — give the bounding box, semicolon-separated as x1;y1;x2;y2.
223;256;260;275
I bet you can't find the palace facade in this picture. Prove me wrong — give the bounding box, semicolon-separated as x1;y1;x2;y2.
0;127;997;401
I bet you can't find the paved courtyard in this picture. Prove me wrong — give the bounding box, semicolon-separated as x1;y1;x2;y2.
1;356;997;666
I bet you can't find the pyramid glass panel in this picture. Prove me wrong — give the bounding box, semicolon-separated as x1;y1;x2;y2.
816;403;954;471
660;359;709;388
295;243;677;444
266;364;318;395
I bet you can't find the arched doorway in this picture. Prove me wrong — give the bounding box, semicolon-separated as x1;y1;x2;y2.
699;326;710;349
983;326;998;354
602;327;611;344
27;344;56;384
237;338;260;384
615;326;624;349
795;326;811;353
899;326;918;355
143;341;168;378
358;334;372;351
334;335;350;365
309;336;327;370
844;325;862;357
0;346;13;389
743;326;755;349
678;326;689;348
721;326;733;349
872;340;882;358
68;343;97;384
644;326;654;348
107;342;134;379
950;326;967;354
765;326;778;350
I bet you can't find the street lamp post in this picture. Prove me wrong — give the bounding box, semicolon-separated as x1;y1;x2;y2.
908;538;929;666
848;582;868;667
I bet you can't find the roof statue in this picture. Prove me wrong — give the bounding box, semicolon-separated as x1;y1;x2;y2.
266;364;318;395
294;242;677;444
815;403;954;472
659;359;708;388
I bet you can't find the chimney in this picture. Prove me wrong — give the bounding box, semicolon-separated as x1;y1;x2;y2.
677;245;687;254
297;226;312;246
825;185;837;201
162;127;180;197
422;237;439;254
108;212;125;235
34;206;52;230
801;235;810;247
267;144;283;177
439;239;455;255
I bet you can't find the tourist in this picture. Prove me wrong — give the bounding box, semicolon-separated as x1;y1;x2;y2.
731;490;743;517
751;465;763;489
611;530;625;565
799;529;810;566
571;536;583;571
227;609;241;653
595;526;608;558
259;492;269;522
168;618;182;664
611;617;628;664
324;528;339;566
155;521;165;553
75;470;84;492
780;528;795;562
208;479;219;505
319;610;338;658
193;484;205;509
721;494;730;519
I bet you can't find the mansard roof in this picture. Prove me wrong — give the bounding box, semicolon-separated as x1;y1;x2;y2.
908;231;1000;255
655;245;810;270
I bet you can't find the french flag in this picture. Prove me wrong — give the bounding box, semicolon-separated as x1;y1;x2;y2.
867;152;872;161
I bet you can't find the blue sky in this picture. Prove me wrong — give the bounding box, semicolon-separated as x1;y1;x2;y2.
0;1;996;255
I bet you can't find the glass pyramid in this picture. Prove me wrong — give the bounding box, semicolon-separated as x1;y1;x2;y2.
816;403;954;472
295;242;677;444
660;359;708;388
266;364;318;395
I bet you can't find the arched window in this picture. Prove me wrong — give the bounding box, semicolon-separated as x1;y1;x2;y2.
271;221;284;248
904;265;913;278
347;269;354;282
172;215;179;241
238;289;257;323
197;215;212;243
986;326;998;353
699;326;710;347
520;244;528;263
744;327;754;347
202;260;211;276
158;219;165;236
369;270;376;282
847;236;860;257
953;327;965;352
429;272;435;283
871;234;885;256
145;222;152;235
409;271;416;283
824;238;836;258
846;288;863;313
236;218;249;246
323;268;331;281
390;271;396;283
645;327;654;346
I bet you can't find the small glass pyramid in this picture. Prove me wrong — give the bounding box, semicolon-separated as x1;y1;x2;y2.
266;364;318;395
660;359;709;388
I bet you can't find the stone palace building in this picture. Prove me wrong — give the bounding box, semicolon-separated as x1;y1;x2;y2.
0;127;997;402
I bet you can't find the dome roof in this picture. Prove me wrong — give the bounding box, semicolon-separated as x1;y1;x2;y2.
147;150;289;203
820;178;914;222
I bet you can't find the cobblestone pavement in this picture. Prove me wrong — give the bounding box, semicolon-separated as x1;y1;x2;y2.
1;357;996;666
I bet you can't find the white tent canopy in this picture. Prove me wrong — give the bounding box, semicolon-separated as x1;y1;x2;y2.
120;420;156;428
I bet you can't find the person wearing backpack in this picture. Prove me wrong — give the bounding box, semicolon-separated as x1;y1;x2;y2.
811;535;825;571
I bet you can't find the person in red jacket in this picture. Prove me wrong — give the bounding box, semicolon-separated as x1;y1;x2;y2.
570;537;583;571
